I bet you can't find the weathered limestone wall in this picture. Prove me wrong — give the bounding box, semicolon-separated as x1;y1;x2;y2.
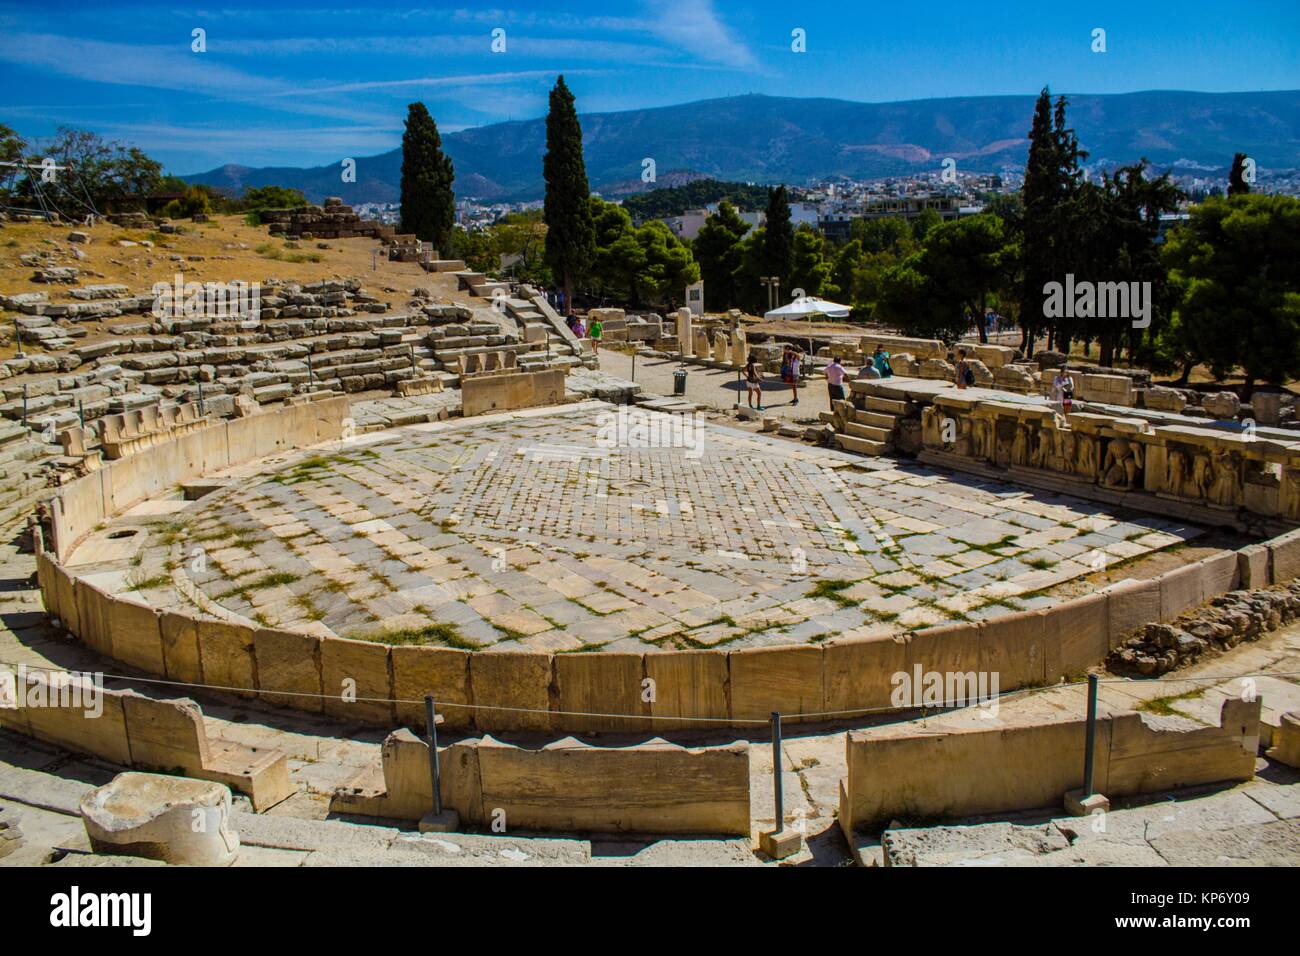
904;386;1300;527
35;542;1272;733
839;698;1261;835
331;728;751;835
50;395;350;559
0;666;292;810
460;368;567;416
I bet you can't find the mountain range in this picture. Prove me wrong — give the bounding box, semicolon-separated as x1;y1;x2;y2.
183;89;1300;204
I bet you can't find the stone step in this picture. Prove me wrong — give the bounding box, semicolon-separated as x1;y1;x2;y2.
855;410;898;429
837;434;887;456
423;259;466;272
844;421;892;442
865;396;908;414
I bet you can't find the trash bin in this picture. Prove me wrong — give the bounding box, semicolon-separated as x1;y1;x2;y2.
673;369;688;396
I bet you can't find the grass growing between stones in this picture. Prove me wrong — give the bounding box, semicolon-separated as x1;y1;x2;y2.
127;572;171;592
1138;685;1207;716
352;622;476;649
249;571;300;590
806;579;858;608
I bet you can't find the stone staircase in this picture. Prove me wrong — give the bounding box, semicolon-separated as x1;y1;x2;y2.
825;383;914;457
421;258;466;273
0;420;54;529
453;270;512;298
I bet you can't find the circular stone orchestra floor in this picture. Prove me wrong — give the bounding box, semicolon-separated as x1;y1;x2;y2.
106;405;1202;653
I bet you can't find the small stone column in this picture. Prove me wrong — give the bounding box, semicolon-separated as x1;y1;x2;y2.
676;307;694;358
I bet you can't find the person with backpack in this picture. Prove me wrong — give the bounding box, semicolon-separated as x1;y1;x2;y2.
872;346;893;379
955;348;975;389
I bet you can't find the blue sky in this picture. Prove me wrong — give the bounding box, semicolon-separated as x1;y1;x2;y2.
0;0;1296;175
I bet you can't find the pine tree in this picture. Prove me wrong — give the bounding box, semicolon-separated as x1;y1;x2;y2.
542;76;595;312
1228;153;1251;196
760;185;794;304
693;200;750;308
399;103;456;252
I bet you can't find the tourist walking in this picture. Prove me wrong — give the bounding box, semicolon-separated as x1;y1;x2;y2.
781;345;802;406
955;348;974;390
745;354;764;411
825;356;847;403
1053;368;1075;414
589;315;602;354
872;346;893;379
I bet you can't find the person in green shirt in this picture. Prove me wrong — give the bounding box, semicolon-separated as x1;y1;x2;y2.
589;317;602;354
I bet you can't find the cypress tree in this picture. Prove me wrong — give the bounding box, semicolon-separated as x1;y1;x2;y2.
399;103;456;252
761;185;794;302
1020;88;1058;353
1020;87;1086;355
543;76;595;312
1228;152;1251;196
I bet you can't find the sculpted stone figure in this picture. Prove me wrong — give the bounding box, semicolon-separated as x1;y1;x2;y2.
971;415;994;461
1207;449;1242;507
1102;437;1144;489
1192;451;1215;501
1011;423;1030;467
1075;433;1099;479
1166;446;1191;497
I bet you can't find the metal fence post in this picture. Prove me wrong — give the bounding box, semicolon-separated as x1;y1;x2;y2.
196;380;205;416
1083;674;1098;797
425;694;442;816
771;711;783;832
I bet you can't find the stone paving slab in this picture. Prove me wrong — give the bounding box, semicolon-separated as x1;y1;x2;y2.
74;403;1204;653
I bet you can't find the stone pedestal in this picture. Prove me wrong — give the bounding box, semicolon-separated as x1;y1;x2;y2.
759;828;803;860
1267;711;1300;769
694;328;712;361
418;809;461;833
80;772;240;866
713;331;730;365
1064;788;1110;817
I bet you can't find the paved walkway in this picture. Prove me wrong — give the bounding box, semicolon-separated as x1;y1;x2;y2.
597;349;834;424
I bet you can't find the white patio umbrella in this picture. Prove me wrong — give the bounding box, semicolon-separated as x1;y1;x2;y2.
763;296;851;320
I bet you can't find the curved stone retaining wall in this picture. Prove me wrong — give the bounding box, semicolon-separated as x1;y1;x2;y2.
332;729;751;835
35;397;1300;734
839;698;1261;836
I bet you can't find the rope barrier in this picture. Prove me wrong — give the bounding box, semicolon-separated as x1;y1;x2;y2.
3;657;1294;725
